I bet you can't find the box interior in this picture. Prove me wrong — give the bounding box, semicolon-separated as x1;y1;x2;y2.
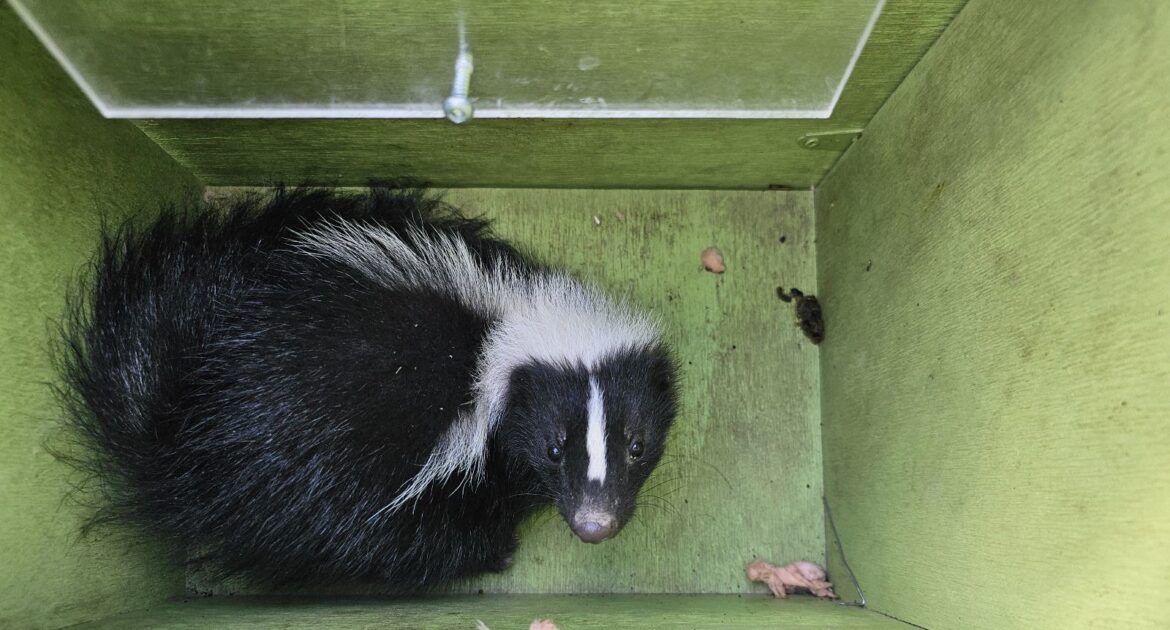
2;0;1168;629
184;187;827;601
817;2;1170;627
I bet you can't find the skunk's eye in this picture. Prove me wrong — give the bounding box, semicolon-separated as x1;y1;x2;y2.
628;440;644;459
547;444;563;462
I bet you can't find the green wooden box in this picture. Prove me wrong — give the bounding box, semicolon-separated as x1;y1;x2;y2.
2;1;1167;628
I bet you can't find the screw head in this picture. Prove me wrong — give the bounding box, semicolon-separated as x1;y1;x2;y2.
444;96;474;124
802;137;820;148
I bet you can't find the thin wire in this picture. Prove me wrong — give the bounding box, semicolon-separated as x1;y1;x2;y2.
823;495;867;608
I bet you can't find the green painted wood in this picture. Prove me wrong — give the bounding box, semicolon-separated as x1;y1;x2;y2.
188;188;824;596
70;595;908;629
815;0;1170;628
127;0;965;189
0;6;202;630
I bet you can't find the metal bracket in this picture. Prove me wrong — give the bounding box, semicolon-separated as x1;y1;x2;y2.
797;129;863;151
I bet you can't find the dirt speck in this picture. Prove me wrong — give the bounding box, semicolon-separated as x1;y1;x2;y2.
865;260;872;272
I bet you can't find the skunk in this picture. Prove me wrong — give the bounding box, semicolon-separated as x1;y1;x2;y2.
57;187;679;591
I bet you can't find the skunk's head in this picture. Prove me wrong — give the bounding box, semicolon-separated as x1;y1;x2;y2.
502;345;678;543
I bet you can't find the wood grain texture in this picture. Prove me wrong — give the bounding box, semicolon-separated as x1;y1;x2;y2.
128;0;966;189
71;595;908;629
189;188;824;596
816;0;1170;628
0;5;202;630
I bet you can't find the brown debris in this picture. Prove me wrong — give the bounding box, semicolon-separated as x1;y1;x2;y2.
701;247;726;273
777;287;824;344
746;559;837;599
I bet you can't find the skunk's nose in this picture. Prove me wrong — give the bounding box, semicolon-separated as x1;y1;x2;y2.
571;512;617;543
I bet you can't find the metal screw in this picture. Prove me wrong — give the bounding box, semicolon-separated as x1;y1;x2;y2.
443;48;474;124
802;137;820;148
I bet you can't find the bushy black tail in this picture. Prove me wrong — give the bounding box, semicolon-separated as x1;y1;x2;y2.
54;186;486;537
57;202;252;534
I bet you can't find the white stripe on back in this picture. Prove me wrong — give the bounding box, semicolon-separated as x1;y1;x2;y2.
586;377;607;484
294;219;658;518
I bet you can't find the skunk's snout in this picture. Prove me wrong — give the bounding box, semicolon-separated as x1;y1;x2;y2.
570;509;618;543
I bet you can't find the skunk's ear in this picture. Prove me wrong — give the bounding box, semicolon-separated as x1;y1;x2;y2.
647;345;679;397
501;363;535;423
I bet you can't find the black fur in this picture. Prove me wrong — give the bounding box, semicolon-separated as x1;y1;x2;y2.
57;187;678;592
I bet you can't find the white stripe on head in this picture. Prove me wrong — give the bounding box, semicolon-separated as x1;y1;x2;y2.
586;376;607;484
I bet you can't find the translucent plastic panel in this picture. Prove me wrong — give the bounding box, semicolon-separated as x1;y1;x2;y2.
11;0;884;120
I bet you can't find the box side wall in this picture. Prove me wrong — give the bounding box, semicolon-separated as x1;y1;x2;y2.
817;0;1170;628
132;0;965;190
0;5;201;628
68;595;906;630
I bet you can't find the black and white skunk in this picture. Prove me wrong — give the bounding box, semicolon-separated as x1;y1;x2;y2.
58;187;679;591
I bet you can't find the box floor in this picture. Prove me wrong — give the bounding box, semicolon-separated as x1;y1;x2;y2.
190;188;825;597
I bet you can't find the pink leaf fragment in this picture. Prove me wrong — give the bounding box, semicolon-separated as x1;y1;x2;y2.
746;559;837;599
475;619;560;630
701;247;726;273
